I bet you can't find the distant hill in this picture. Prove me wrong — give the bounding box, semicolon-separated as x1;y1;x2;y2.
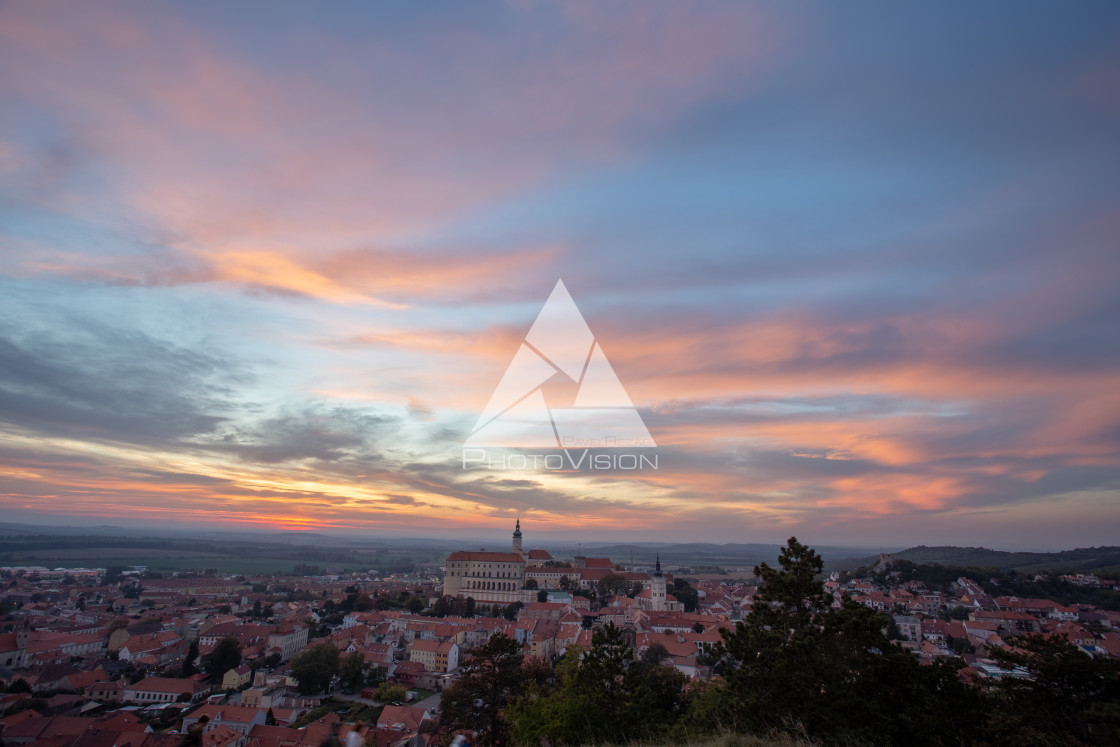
834;545;1120;576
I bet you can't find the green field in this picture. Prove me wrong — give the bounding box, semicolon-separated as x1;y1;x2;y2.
0;532;449;576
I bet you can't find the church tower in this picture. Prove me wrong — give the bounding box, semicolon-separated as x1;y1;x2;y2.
650;552;667;612
512;518;523;555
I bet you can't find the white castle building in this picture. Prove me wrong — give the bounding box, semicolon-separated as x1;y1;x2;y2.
442;520;674;610
442;520;541;605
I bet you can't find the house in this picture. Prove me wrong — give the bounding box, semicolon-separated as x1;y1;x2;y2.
0;630;30;669
245;723;304;747
199;623;307;663
892;615;921;642
514;619;560;659
0;693;32;714
0;715;94;745
22;663;84;692
58;667;108;692
970;610;1041;634
299;713;341;747
408;640;458;673
518;602;570;621
240;685;282;709
222;665;252;690
182;704;266;735
635;632;702;672
123;676;210;704
118;631;183;663
108;622;162;653
266;624;308;662
201;724;248;747
26;630;108;659
87;680;125;703
1049;604;1080;622
921;620;950;646
373;705;430;746
1051;622;1096;647
389;661;426;688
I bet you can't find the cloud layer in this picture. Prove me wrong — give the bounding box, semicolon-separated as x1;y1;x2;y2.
1;1;1118;548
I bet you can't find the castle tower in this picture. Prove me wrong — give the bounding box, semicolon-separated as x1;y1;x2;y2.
512;518;523;555
650;552;666;612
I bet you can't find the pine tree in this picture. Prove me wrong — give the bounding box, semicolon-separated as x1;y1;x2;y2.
710;537;982;744
440;633;523;745
181;638;199;677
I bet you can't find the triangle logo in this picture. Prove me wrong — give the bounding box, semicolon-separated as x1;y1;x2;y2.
466;280;656;449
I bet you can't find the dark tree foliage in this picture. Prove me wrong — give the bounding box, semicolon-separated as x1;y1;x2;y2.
672;578;700;612
7;678;31;693
596;573;629;598
984;633;1120;744
251;652;282;671
508;623;688;746
180;638;199;676
710;537;983;745
205;636;242;676
431;595;454;617
440;633;524;746
290;641;340;694
340;650;366;690
365;664;387;687
642;641;670;664
503;601;523;621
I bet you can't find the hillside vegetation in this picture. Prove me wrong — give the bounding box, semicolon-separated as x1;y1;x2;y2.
835;544;1120;577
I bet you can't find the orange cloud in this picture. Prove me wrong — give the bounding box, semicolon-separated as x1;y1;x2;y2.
0;2;782;301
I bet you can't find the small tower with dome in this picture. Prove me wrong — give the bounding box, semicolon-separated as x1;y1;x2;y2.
512;518;523;555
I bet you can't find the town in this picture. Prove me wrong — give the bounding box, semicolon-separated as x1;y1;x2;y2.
1;524;1118;746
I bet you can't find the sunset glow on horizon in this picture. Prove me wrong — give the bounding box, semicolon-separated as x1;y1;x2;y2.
1;1;1118;549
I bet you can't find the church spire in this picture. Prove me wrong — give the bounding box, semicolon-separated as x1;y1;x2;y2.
512;518;523;554
654;552;662;577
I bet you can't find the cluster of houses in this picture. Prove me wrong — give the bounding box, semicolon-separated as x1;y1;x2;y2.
0;565;450;747
830;559;1120;678
2;547;1119;746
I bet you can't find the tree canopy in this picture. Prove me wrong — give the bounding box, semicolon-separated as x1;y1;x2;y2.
440;633;524;746
290;641;340;694
205;636;242;677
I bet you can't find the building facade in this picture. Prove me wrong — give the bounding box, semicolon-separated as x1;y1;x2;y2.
409;639;459;673
442;522;538;605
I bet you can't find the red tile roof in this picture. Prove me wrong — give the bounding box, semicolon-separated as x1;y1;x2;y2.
446;551;524;562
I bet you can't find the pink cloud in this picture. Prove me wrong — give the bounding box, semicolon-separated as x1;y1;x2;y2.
0;1;783;297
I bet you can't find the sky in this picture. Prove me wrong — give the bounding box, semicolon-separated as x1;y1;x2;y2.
1;1;1118;550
